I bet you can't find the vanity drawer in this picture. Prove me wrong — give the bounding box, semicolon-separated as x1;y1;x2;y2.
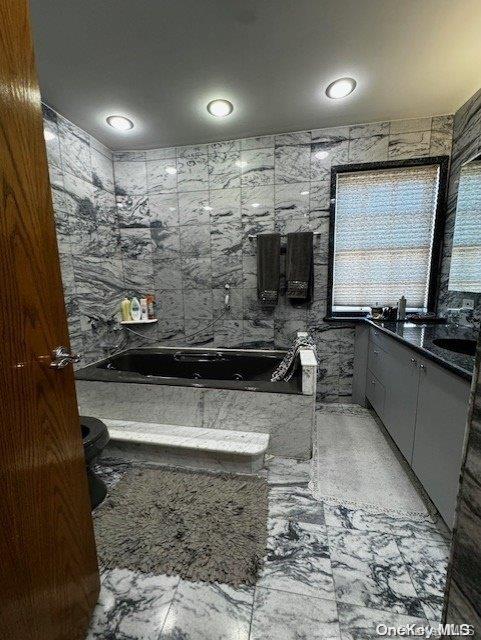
370;327;420;368
370;327;387;350
366;369;385;418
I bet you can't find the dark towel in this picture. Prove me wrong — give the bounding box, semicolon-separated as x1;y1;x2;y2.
257;233;281;306
286;232;313;303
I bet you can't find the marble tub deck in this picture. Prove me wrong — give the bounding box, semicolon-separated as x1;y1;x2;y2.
77;379;315;459
89;453;450;639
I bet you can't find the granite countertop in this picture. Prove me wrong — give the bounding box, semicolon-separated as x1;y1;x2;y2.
367;319;477;380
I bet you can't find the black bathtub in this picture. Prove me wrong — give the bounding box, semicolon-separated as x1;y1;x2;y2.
75;347;302;394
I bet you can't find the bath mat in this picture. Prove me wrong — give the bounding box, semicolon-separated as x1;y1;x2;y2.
94;466;269;586
310;408;433;519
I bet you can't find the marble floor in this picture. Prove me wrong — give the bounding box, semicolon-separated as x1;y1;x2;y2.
89;442;450;640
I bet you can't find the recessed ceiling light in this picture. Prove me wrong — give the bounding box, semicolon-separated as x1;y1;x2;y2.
165;166;177;175
300;190;309;196
314;150;329;160
207;99;234;118
106;115;134;130
203;205;213;211
235;160;247;168
325;77;357;99
43;129;56;141
251;203;260;208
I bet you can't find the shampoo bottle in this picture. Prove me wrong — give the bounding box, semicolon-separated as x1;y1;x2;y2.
121;297;131;321
140;298;148;320
146;294;156;319
397;295;407;321
130;297;142;321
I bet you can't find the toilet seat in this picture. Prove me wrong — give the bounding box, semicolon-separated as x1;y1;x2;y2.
80;416;110;465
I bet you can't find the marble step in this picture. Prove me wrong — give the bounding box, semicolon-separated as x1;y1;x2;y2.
101;418;270;474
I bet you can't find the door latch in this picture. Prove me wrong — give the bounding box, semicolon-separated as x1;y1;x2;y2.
50;346;81;369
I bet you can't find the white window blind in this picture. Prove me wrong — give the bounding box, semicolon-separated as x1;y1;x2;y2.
332;164;440;312
448;160;481;293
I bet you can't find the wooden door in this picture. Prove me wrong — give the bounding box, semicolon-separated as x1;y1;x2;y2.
0;2;100;639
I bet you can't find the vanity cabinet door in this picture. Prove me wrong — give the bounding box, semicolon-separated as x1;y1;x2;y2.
367;330;420;463
412;358;470;527
366;369;386;418
382;341;421;464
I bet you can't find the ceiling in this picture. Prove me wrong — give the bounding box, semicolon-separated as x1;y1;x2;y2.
30;0;481;150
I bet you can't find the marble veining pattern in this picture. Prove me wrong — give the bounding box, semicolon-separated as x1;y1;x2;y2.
43;105;143;364
269;485;325;525
265;455;312;486
397;534;450;607
44;103;455;400
88;447;449;639
324;503;448;543
256;518;335;600
161;580;254;640
443;327;481;632
329;528;426;617
76;379;314;459
86;568;179;639
366;320;475;380
337;603;437;640
250;587;340;640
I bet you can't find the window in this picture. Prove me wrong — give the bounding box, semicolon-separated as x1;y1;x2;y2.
327;157;448;317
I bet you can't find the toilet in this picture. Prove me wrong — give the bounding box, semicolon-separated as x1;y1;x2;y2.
80;416;110;509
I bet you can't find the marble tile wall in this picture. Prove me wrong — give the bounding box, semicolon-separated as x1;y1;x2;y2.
44;104;454;399
111;116;453;402
443;329;481;633
437;88;481;328
437;85;481;629
43;104;141;364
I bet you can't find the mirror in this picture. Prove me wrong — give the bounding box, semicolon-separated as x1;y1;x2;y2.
448;154;481;292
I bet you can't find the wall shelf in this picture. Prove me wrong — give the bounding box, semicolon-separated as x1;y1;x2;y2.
120;319;158;325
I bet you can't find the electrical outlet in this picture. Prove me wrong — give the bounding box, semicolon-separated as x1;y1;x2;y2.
462;298;475;309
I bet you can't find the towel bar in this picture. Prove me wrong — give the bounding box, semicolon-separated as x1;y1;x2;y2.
248;232;322;240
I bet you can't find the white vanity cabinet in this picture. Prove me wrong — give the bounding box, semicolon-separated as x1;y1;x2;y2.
412;357;470;527
368;328;421;462
354;325;470;526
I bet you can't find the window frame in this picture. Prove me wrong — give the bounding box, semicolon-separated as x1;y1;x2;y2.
326;156;450;319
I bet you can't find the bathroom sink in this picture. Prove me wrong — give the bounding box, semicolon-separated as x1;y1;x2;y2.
432;338;477;356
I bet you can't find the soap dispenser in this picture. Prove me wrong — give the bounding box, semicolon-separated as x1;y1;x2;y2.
130;297;142;321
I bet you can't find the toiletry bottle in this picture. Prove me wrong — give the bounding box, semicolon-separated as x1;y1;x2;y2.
397;295;406;321
140;298;148;320
146;294;156;319
130;297;142;321
121;297;131;322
